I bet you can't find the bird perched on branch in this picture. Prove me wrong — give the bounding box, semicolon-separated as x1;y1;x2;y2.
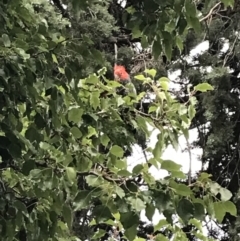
114;64;131;83
113;43;136;96
114;64;137;96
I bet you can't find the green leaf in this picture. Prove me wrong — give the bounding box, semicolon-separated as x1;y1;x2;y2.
85;74;99;84
189;218;202;231
177;198;194;224
118;170;132;176
68;107;83;123
205;196;215;216
65;67;72;81
120;212;139;229
168;131;179;151
193;203;205;221
70;126;82;139
159;77;169;91
86;175;103;187
90;49;103;64
177;16;188;35
163;40;172;60
224;201;237;216
74;190;92;210
176;35;183;53
189;16;201;33
155;191;172;212
125;224;138;241
213;202;226;223
176;184;193;196
90;91;100;110
184;0;197;17
155;234;168;241
171;182;192;196
136;116;150;137
188;104;196;120
2;34;11;47
152;40;162;60
133;238;145;241
110;145;124;158
145;203;155;221
94;206;111;224
219;188;232;201
198;172;212;182
134;74;146;81
209;182;221;195
148;158;158;169
213;201;236;223
63;204;72;229
92;229;106;239
141;35;149;48
29;169;42;178
8;143;22;158
66;167;76;183
178;105;188;115
97;67;107;76
154;219;169;232
52;53;58;64
100;134;110;147
194;83;214;92
161;160;181;172
162;31;172;61
87;126;97;138
115;159;127;169
171;170;186;179
128;197;146;212
115;186;125;198
63;153;73;166
132;27;142;38
58;67;65;74
76;157;92;172
153;133;164;158
221;0;234;8
22;159;36;175
132;164;144;175
145;69;156;78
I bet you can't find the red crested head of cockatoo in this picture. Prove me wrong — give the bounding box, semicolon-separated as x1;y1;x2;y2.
114;64;131;83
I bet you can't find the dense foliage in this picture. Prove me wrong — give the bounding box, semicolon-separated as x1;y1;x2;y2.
0;0;237;241
165;0;240;240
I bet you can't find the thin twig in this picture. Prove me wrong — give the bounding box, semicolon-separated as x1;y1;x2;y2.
200;2;222;22
114;43;118;65
223;35;238;67
186;138;192;185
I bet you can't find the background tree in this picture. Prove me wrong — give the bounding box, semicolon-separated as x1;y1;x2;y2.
161;0;240;240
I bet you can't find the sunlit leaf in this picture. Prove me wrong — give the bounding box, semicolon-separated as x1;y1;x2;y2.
134;75;146;81
66;167;76;183
194;83;214;92
145;69;157;78
2;34;11;47
213;202;226;223
155;234;168;241
110;145;124;158
68;108;83;123
161;160;181;172
115;186;125;198
224;201;237;216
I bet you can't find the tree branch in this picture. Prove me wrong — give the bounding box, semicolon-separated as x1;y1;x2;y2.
200;2;222;22
51;0;70;19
